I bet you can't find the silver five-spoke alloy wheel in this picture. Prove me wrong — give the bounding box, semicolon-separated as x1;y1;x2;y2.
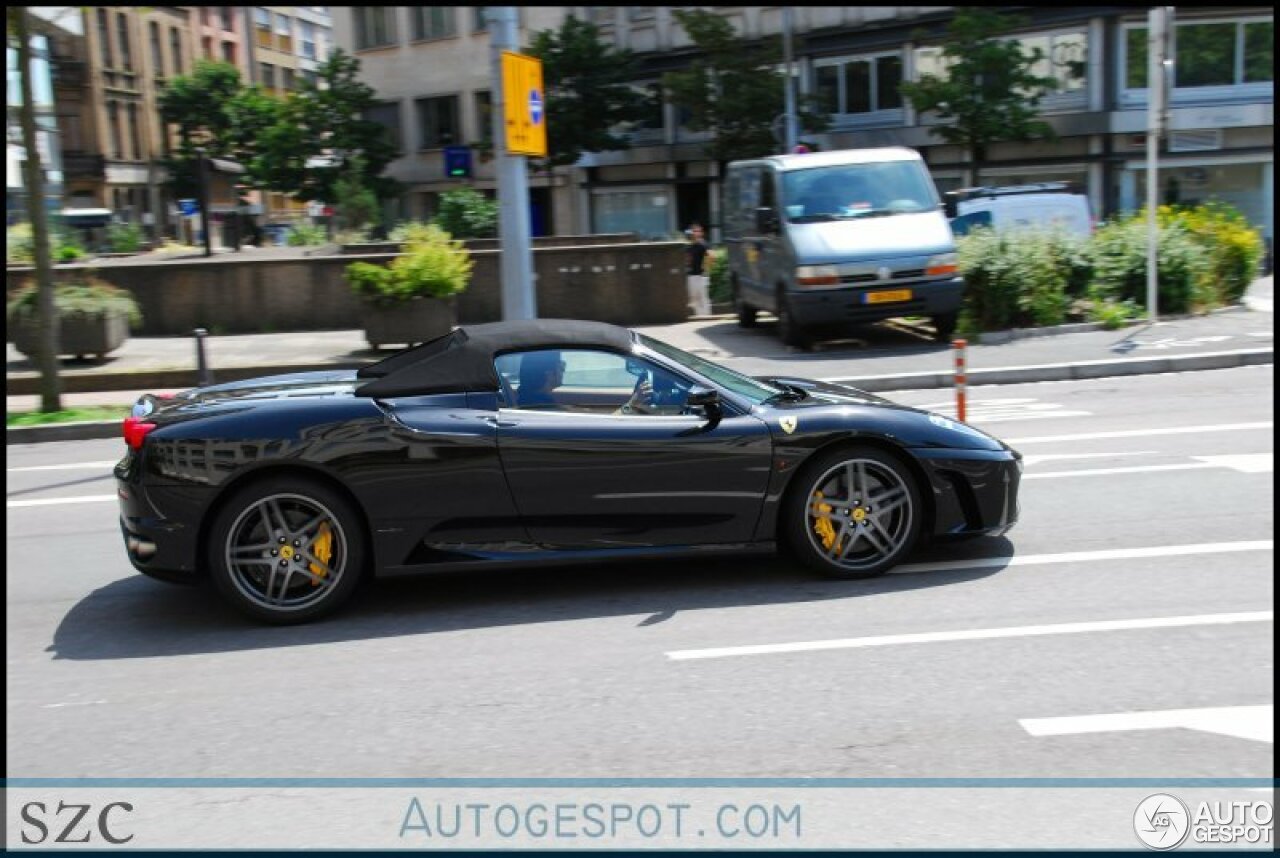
225;492;348;613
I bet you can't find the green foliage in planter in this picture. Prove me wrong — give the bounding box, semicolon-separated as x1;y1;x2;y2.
434;187;498;239
707;247;731;303
346;223;473;308
1084;285;1141;330
1157;201;1264;304
7;223;89;264
285;222;328;246
6;272;143;327
389;220;432;242
1085;213;1210;314
56;240;88;262
106;221;144;253
956;227;1089;331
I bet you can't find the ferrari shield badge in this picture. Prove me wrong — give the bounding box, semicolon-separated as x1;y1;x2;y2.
779;416;798;435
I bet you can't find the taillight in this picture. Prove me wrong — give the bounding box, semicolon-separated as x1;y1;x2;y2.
123;416;157;450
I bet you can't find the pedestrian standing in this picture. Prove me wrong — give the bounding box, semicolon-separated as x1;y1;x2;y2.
685;222;712;316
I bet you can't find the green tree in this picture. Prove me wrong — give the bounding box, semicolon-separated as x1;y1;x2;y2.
898;9;1059;186
434;187;499;239
663;9;829;171
332;156;380;233
157;59;245;198
527;15;650;167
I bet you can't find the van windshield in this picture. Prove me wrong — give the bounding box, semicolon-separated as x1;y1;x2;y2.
782;161;940;223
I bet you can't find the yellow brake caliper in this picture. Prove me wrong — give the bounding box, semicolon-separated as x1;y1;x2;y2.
812;491;839;554
309;522;333;585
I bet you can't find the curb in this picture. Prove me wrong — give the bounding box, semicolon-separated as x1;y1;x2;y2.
8;346;1272;445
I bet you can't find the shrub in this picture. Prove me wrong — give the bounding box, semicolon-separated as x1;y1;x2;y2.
8;223;91;264
707;247;731;304
956;227;1089;331
7;272;143;327
434;187;498;239
1085;212;1210;314
389;220;433;242
285;222;328;246
1157;201;1264;304
106;221;144;253
346;223;473;308
56;241;87;262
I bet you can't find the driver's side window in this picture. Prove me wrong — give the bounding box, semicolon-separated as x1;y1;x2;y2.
495;349;691;415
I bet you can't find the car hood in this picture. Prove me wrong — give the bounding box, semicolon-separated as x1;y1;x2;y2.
788;212;954;265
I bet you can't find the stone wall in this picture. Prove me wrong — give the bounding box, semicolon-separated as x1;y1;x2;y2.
8;242;688;336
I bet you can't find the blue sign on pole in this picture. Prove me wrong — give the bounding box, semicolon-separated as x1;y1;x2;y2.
178;198;199;217
528;89;543;125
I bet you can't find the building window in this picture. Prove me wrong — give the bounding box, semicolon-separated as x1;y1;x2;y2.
107;101;121;159
354;7;396;50
586;8;614;28
275;13;293;52
300;20;317;59
97;9;113;68
1019;31;1087;94
363;101;402;150
221;40;235;64
281;67;295;91
1123;17;1273;92
412;7;455;41
260;62;275;91
628;8;655;23
254;8;272;48
127;102;141;161
474;90;492;142
170;27;184;74
220;6;235;32
473;8;487;32
416;95;460;148
301;68;317;86
814;53;903;116
149;21;163;76
117;12;132;71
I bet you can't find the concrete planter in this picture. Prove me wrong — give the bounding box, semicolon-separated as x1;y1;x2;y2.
10;310;131;360
361;297;457;348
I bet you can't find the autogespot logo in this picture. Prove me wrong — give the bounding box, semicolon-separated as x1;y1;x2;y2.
1134;794;1191;850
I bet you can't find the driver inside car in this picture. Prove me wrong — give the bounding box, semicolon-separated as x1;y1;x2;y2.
616;368;690;415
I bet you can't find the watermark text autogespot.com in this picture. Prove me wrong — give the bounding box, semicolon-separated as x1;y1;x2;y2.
398;798;803;842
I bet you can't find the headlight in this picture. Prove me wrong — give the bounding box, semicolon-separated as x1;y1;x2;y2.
926;252;958;277
796;265;841;287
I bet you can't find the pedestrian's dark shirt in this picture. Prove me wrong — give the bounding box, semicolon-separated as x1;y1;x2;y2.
687;240;708;275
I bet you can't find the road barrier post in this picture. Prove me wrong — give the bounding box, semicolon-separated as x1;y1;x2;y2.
954;338;967;423
194;328;214;387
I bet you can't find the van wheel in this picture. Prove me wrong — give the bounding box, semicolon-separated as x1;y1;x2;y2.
933;312;958;342
733;279;758;328
777;289;811;349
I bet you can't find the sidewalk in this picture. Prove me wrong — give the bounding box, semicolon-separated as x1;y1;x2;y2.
7;276;1272;439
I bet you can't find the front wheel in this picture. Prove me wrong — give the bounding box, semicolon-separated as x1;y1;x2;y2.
777;289;811;349
784;446;923;579
207;476;367;623
932;312;958;343
733;278;758;328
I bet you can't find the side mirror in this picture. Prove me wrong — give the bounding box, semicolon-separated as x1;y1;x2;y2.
754;206;779;234
687;385;721;420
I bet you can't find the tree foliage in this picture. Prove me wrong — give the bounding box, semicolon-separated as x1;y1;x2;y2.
898;9;1059;184
528;15;650;167
662;9;828;167
433;187;499;239
157;59;244;198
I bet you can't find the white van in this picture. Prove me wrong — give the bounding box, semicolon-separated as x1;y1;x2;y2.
948;183;1093;238
723;147;963;347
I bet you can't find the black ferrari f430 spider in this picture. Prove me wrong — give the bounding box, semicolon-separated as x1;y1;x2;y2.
117;319;1021;622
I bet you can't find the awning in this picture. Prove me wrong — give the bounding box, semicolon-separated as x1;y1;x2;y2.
58;208;112;227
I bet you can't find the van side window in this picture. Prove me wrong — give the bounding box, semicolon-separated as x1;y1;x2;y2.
760;170;777;211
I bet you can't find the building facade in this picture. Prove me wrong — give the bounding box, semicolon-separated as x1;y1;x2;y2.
333;5;1273;250
6;12;68;226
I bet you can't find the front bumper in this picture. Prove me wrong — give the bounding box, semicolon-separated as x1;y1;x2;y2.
788;276;964;326
913;447;1021;537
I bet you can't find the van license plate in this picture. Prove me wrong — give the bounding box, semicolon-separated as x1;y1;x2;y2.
864;289;913;304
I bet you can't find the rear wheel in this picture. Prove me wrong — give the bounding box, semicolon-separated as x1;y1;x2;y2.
733;277;758;328
207;476;366;623
932;312;958;342
784;446;923;579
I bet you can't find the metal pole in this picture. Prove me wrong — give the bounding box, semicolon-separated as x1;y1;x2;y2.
196;147;213;258
953;338;967;423
782;7;798;153
193;328;214;386
488;6;537;320
1145;6;1169;323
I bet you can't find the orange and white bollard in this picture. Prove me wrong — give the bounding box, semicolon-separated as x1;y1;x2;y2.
953;338;967;423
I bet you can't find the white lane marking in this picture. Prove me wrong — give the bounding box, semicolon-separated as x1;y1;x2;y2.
1022;451;1157;466
1004;422;1272;444
7;494;117;508
891;541;1271;575
1194;453;1274;473
42;700;109;710
1025;454;1273;480
914;397;1092;423
666;610;1273;661
1021;704;1273;744
7;460;118;473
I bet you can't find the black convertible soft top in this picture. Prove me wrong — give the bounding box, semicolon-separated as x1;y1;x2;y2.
354;318;636;398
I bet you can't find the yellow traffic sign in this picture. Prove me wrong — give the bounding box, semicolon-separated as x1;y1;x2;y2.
501;51;547;158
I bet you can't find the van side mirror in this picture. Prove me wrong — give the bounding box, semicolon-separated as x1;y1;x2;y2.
754;207;779;234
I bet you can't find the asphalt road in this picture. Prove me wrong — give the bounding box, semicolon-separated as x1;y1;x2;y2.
6;366;1273;787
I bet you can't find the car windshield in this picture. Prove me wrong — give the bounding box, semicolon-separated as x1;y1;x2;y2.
636;334;782;405
782;161;939;222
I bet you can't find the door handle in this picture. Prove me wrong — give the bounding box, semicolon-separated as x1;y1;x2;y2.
483;416;519;428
